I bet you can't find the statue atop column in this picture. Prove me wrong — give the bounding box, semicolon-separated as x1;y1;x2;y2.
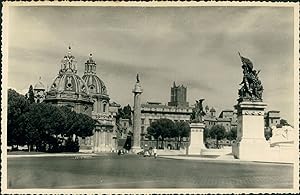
238;52;263;102
191;99;206;122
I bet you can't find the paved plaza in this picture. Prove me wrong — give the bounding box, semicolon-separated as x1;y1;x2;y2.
7;153;293;189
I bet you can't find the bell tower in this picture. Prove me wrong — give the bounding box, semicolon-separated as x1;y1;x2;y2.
33;76;46;103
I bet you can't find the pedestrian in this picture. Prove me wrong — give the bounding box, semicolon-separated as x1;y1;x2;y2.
153;147;157;159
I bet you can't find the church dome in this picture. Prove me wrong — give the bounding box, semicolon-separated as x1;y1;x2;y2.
51;73;89;94
48;47;89;96
34;77;45;90
82;54;108;96
82;74;108;95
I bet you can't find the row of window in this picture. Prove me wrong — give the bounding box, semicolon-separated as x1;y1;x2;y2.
207;121;230;126
141;118;189;125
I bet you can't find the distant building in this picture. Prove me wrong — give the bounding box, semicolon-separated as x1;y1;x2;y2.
204;108;281;132
203;108;237;132
141;102;193;139
118;118;132;138
168;82;189;107
208;107;216;117
33;77;46;103
265;110;280;128
219;110;234;121
109;101;122;135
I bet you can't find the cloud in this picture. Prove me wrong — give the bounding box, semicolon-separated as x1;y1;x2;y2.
6;6;295;124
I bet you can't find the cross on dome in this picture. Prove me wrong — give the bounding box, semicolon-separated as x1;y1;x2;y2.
68;46;72;56
60;46;77;74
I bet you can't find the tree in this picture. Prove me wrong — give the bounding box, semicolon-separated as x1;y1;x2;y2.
209;125;226;148
116;104;132;124
7;89;96;152
123;104;132;122
27;85;35;104
72;113;96;138
7;89;30;147
174;121;190;149
18;103;66;151
58;106;96;138
147;118;174;149
116;104;132;137
15;101;96;152
203;127;210;141
226;127;237;141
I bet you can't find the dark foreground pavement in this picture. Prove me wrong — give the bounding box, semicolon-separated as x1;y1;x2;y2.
7;153;294;189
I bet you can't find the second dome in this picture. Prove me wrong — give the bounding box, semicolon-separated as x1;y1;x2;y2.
82;54;108;96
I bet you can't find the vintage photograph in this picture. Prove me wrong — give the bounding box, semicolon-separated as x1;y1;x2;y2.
1;1;299;194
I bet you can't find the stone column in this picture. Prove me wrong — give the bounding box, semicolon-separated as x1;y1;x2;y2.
99;131;104;151
131;75;143;153
232;101;270;161
102;131;105;148
93;129;97;152
188;123;206;155
95;131;99;152
97;131;101;151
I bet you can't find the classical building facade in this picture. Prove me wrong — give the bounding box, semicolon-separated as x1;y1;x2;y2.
141;102;193;138
44;47;119;152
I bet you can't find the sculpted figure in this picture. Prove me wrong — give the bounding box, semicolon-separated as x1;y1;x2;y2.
191;99;205;122
238;53;263;102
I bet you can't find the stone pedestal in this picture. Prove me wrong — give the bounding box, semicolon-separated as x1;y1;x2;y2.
131;79;143;154
188;123;206;155
232;101;270;161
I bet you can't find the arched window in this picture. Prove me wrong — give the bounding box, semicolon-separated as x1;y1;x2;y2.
92;99;97;112
103;103;107;113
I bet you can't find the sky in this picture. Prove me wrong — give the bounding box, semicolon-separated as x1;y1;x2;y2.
6;6;295;124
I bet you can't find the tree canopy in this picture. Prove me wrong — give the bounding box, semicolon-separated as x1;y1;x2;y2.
7;89;96;152
7;89;30;146
174;121;190;138
147;118;190;149
226;127;237;141
27;85;35;104
116;104;132;124
209;124;226;148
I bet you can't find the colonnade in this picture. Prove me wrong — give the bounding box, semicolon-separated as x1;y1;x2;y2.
93;130;115;152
